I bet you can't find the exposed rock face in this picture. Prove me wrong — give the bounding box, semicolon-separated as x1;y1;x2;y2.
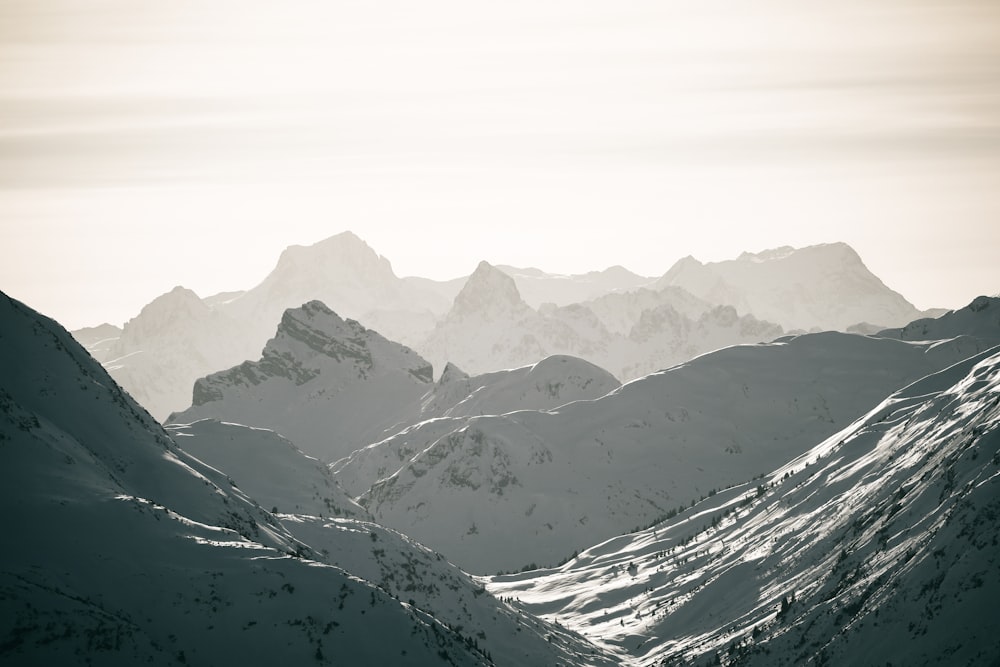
171;300;434;461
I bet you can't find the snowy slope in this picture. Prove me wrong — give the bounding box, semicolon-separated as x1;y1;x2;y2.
489;346;1000;666
656;242;927;331
419;261;592;377
420;355;621;421
225;231;447;352
168;300;434;462
168;419;367;519
418;261;785;382
74;232;447;422
334;355;621;497
98;286;247;421
878;295;1000;344
0;290;615;667
343;332;991;573
69;322;122;362
167;418;613;666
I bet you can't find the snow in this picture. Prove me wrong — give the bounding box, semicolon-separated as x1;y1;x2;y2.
72;236;923;424
419;260;786;382
656;242;928;331
0;289;616;666
10;263;1000;665
487;345;1000;665
168;300;435;462
168;419;367;519
877;294;1000;344
343;330;995;573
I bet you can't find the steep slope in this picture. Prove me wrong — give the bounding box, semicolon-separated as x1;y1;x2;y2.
69;322;122;362
342;332;990;573
420;355;621;422
334;355;622;497
169;300;434;462
226;231;447;352
419;261;593;376
878;294;1000;344
168;418;613;667
657;243;926;331
0;292;473;666
75;232;447;422
489;346;1000;666
99;286;246;421
418;261;787;382
168;419;368;519
0;291;616;667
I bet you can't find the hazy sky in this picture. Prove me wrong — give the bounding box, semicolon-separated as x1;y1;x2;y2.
2;0;999;329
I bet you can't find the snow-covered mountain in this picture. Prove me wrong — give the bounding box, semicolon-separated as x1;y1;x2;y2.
496;265;653;309
419;261;591;377
72;233;450;421
582;286;713;337
340;331;990;573
170;296;621;467
403;265;654;313
1;290;616;666
878;294;1000;344
334;355;622;497
418;355;620;423
101;286;247;421
70;322;122;362
489;344;1000;666
225;231;448;352
168;419;368;519
168;300;434;462
656;242;927;331
418;260;785;382
622;304;784;380
71;235;936;422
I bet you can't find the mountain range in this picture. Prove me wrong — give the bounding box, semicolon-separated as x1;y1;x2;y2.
0;290;615;666
72;232;938;420
10;230;998;665
337;329;992;572
489;342;1000;665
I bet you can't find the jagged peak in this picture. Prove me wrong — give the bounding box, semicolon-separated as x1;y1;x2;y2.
438;361;470;385
450;260;526;318
661;255;705;280
270;300;361;351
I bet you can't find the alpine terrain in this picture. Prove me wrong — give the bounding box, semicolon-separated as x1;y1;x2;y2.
0;290;617;666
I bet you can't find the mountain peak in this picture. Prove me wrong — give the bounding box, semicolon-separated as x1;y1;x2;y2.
658;242;919;331
269;300;379;366
120;285;210;341
438;361;470;385
274;231;395;279
450;260;527;319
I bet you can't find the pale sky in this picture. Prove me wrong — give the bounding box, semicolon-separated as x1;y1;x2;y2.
1;0;999;329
